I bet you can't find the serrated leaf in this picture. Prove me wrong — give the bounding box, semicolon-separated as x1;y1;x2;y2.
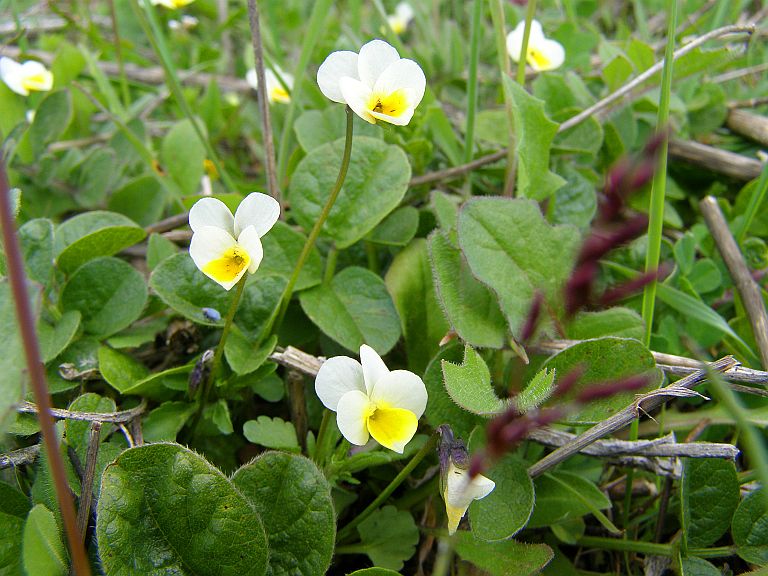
243;416;300;452
458;198;579;338
22;504;67;576
515;368;555;413
96;443;268;576
232;452;335;576
454;532;553;576
442;344;507;416
357;506;419;570
682;459;739;548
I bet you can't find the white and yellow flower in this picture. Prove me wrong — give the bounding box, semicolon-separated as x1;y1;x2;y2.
438;425;495;535
316;38;426;126
188;193;279;290
246;67;293;104
0;57;53;96
150;0;195;9
506;19;565;72
387;2;415;35
315;344;428;453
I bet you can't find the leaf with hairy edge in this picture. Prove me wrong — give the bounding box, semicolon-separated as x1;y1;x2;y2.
22;504;67;576
96;443;268;576
454;532;553;576
442;344;507;416
515;369;556;413
232;452;335;576
458;198;579;339
682;459;739;548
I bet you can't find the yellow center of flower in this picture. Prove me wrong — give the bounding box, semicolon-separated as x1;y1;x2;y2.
367;90;408;119
389;18;407;35
202;246;251;283
269;86;291;104
365;402;418;452
527;47;551;70
21;72;50;92
171;0;195;7
203;159;218;179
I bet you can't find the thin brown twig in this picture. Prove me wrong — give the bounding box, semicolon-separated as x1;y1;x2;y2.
17;399;147;423
75;422;101;542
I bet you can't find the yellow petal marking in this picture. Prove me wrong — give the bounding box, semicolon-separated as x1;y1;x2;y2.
444;499;467;535
20;72;51;92
389;18;407;35
202;246;251;283
172;0;195;7
367;89;408;119
269;86;291;104
366;403;417;452
527;47;552;71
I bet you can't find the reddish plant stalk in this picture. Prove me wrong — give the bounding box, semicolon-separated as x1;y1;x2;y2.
0;155;92;576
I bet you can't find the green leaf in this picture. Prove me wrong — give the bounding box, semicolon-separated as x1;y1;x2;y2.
503;78;565;200
96;443;268;576
732;489;768;565
427;230;507;349
107;175;166;227
0;511;24;575
38;310;81;363
242;416;300;452
120;364;193;400
458;198;579;338
60;257;148;338
550;166;597;230
0;283;26;432
680;557;723;576
146;232;178;270
22;504;67;576
290;136;411;248
76;148;119;208
366;207;419;247
681;459;739;548
29;90;72;154
528;471;611;528
150;252;233;327
442;344;507;416
565;308;645;341
256;221;322;291
0;482;31;519
64;393;116;462
515;368;556;413
468;451;535;541
232;452;335;576
385;239;450;374
54;211;146;274
19;218;54;285
346;570;401;576
294;107;380;152
542;337;661;423
454;532;553;576
142;402;195;443
160;119;206;197
236;275;286;338
224;331;276;375
357;505;419;571
299;266;401;354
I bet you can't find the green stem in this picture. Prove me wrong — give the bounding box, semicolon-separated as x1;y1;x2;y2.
364;241;378;274
312;409;333;465
464;0;483;164
736;163;768;244
576;536;736;558
516;0;538;85
265;106;355;338
108;0;130;109
130;0;236;193
188;276;247;438
336;433;437;542
325;245;339;283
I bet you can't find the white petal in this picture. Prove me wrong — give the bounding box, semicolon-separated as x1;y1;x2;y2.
315;356;366;411
369;107;414;126
530;38;565;71
336;390;373;446
444;463;495;534
189;226;246;290
245;68;258;90
339;76;376;124
18;61;53;92
0;57;28;96
370;58;425;125
369;369;427;418
358;39;400;88
233;192;280;238
317;51;359;103
396;2;414;21
360;344;389;395
237;226;264;274
189;197;234;235
506;20;545;62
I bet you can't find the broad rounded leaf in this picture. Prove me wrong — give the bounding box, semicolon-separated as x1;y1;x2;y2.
55;211;146;274
454;532;553;576
0;512;24;575
232;452;335;576
682;459;739;548
161;119;206;196
96;443;268;576
256;221;323;291
357;506;418;571
29;90;72;154
528;471;611;528
290;136;411;248
299;266;401;354
19;218;54;285
732;489;768;565
61;257;148;338
38;310;81;363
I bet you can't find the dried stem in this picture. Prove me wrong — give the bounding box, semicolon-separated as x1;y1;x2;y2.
75;422;101;542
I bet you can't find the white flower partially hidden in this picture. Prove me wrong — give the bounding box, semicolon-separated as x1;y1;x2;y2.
315;344;428;453
0;58;53;96
387;2;415;35
506;20;565;72
443;461;495;535
246;67;293;104
316;38;426;126
150;0;195;9
169;15;198;30
188;192;280;290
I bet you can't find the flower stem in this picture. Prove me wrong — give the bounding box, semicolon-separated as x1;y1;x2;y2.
464;0;484;164
312;409;333;465
188;276;247;439
515;0;538;85
0;157;91;576
336;433;437;542
575;536;736;559
264;106;355;339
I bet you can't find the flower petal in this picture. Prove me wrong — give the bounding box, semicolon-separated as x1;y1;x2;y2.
189;197;235;235
367;405;417;453
339;76;376;124
189;226;248;290
0;58;28;96
506;19;545;62
317;50;359;103
245;68;258;90
18;61;53;92
370;58;425;125
528;37;565;71
315;356;366;411
237;226;264;274
357;39;400;88
396;2;414;21
360;344;389;395
336;390;373;446
369;369;427;418
233;192;280;238
443;463;495;534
